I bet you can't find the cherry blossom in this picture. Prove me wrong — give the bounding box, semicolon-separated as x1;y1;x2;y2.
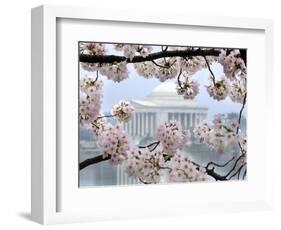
134;61;156;79
80;43;106;72
99;62;129;82
125;147;165;184
154;58;179;82
206;76;230;101
176;72;199;99
229;79;247;103
111;100;135;122
179;56;206;76
80;62;99;72
135;58;180;82
114;44;152;61
79;76;103;125
156;120;189;156
218;49;247;80
168;151;208;182
193;115;240;153
80;42;106;56
98;123;130;165
91;115;106;136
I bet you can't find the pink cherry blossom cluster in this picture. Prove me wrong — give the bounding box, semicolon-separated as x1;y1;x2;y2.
99;62;129;82
193;115;239;153
91;115;106;136
203;49;247;103
134;61;156;79
125;147;165;184
134;58;179;82
80;42;106;56
168;151;208;182
80;43;106;72
111;100;135;122
176;72;199;99
98;123;130;165
206;76;230;101
156;121;190;156
229;79;247;103
154;58;179;82
114;44;152;61
179;56;206;76
218;49;247;81
80;62;99;72
79;76;103;125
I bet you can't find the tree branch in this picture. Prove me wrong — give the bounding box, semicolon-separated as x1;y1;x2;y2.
243;168;247;179
224;155;244;178
79;152;229;182
206;156;235;169
177;68;183;89
151;60;168;68
80;49;221;64
203;56;216;84
95;114;116;121
79;155;111;170
236;92;247;134
138;141;160;151
228;163;246;180
205;167;228;181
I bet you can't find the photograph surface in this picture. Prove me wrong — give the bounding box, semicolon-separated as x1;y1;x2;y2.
79;42;247;187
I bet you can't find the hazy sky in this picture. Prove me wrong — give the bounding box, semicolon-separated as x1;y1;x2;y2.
80;45;246;122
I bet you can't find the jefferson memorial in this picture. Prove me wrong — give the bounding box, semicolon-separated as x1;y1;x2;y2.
117;81;208;185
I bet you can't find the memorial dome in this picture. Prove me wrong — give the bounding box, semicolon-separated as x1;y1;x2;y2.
132;81;206;109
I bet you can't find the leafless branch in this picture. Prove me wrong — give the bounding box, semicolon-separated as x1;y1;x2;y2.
151;60;169;68
95;114;116;121
236;92;247;134
79;155;111;170
138;141;160;152
206;156;236;169
80;49;221;64
177;68;183;89
228;163;247;180
224;155;244;178
203;56;216;84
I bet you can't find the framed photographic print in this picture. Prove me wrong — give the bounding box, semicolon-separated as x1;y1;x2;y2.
31;5;274;224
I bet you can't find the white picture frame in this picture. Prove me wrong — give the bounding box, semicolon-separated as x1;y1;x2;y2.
31;4;274;225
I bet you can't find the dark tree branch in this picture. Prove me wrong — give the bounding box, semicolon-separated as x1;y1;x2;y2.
237;163;245;179
95;114;116;121
203;56;216;84
80;49;221;64
177;68;183;89
224;155;244;178
79;155;111;170
161;46;168;52
206;156;236;169
139;178;151;184
228;163;246;180
79;155;229;182
79;143;246;182
236;92;247;134
138;141;160;151
79;153;245;182
205;167;228;181
93;69;99;83
243;168;247;180
240;49;247;66
151;60;168;68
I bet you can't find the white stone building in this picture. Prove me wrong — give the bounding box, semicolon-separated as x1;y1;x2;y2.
117;81;208;185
